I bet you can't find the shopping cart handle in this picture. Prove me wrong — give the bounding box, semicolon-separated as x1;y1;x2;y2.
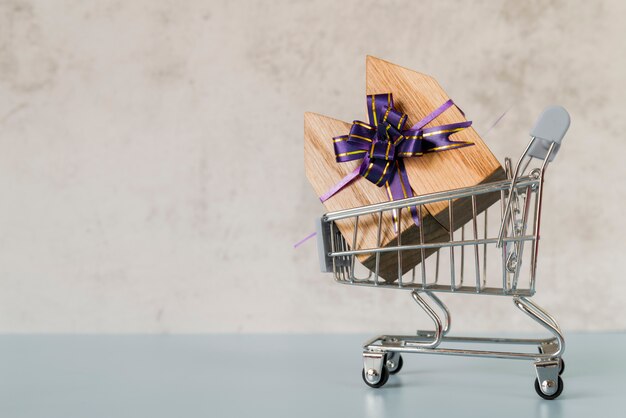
527;106;570;162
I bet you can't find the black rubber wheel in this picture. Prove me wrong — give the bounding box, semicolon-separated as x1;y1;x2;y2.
534;376;564;400
362;366;390;388
387;355;403;375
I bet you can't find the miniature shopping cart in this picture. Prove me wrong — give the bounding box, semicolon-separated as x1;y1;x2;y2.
316;106;571;399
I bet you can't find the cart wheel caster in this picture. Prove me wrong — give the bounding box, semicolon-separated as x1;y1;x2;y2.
534;376;564;400
387;355;403;375
362;366;390;388
537;348;565;375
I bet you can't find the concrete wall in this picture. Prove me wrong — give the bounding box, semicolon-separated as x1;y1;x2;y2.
1;0;624;333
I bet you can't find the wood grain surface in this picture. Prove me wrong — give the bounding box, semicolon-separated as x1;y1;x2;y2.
304;56;505;281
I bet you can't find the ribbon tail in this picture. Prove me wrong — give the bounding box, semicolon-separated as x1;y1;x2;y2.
481;105;512;138
293;231;317;248
420;121;473;153
386;161;420;233
397;163;421;227
319;166;361;202
410;99;454;130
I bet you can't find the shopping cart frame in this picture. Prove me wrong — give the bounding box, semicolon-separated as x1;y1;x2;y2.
316;106;570;399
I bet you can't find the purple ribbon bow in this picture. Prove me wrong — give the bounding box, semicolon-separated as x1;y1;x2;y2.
320;93;473;227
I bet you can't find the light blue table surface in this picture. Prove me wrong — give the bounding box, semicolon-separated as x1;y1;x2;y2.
0;333;624;417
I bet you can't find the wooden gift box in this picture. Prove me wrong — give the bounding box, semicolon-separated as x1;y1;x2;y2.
304;56;505;281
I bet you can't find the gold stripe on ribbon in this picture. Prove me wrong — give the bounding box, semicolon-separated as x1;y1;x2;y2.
393;133;405;146
426;143;471;152
397;114;406;130
336;150;367;157
371;95;377;127
375;161;390;186
354;121;374;130
396;161;409;199
422;127;465;138
399;152;423;157
363;161;374;179
382;107;391;123
349;134;373;142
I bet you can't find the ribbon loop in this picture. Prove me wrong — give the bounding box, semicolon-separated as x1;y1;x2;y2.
382;107;408;133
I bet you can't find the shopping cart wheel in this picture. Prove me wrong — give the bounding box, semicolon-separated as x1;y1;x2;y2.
387;355;403;375
534;376;564;400
362;366;389;388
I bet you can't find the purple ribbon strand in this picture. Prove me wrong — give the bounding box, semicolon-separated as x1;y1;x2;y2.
293;231;317;248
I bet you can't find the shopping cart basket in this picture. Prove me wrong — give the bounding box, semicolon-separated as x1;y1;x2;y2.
316;106;571;399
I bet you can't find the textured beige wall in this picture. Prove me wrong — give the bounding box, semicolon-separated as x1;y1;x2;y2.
0;0;624;333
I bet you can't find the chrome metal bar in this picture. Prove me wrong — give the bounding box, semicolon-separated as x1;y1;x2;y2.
397;208;403;287
336;281;534;297
364;344;552;361
523;295;562;333
324;176;539;222
520;157;532;177
425;292;451;335
472;196;481;292
364;334;560;361
514;296;564;358
530;143;556;290
530;190;539;292
374;211;382;285
408;334;557;346
329;220;338;281
419;205;426;288
409;290;443;348
500;189;508;292
512;185;532;290
435;250;440;285
340;226;350;282
449;200;456;290
460;225;465;286
505;158;512;179
483;208;488;288
330;236;536;257
497;138;536;247
351;216;359;280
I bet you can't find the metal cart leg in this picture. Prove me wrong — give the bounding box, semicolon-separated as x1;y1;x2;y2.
410;291;444;348
362;290;446;387
513;296;565;399
360;294;565;398
419;291;451;335
513;296;564;359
